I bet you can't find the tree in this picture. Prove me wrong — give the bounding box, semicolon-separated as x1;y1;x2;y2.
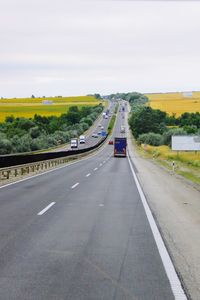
0;139;12;154
129;106;167;138
94;93;101;99
5;115;15;123
68;106;79;113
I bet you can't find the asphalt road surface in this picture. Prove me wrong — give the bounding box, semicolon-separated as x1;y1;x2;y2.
0;104;184;300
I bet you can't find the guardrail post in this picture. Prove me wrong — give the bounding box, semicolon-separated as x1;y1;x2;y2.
2;170;11;180
14;169;18;177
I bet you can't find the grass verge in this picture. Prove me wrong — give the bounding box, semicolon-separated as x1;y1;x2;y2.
131;137;200;186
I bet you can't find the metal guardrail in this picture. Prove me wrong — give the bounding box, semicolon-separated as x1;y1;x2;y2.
0;136;108;182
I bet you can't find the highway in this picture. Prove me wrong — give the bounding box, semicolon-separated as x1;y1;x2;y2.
52;102;115;152
0;105;184;299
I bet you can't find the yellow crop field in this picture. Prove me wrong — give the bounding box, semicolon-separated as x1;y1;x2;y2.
145;91;200;116
0;96;104;122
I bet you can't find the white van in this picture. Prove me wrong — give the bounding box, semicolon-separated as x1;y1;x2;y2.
120;125;125;133
79;135;85;144
70;138;78;149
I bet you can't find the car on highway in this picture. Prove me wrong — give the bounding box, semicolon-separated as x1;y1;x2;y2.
101;126;104;130
108;140;113;145
98;131;102;135
98;124;102;127
92;133;98;138
79;135;85;144
120;125;125;133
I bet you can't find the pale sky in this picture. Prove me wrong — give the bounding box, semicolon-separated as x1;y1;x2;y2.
0;0;200;98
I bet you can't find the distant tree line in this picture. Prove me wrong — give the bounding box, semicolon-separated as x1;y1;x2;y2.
107;91;200;147
0;104;103;154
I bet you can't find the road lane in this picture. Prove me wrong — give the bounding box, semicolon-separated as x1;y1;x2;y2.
0;102;185;299
0;145;175;299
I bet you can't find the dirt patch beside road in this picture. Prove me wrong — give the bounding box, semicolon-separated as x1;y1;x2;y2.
126;110;200;300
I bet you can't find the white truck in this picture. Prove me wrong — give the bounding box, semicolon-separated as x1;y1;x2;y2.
70;138;78;149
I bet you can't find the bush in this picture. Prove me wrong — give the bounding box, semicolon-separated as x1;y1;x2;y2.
183;125;198;134
15;118;36;130
0;139;12;154
162;128;187;146
13;135;31;153
84;117;93;126
138;132;163;146
29;126;41;138
0;103;102;153
79;122;89;131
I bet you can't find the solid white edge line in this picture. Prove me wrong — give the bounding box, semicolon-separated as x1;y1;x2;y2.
71;182;79;189
37;202;56;216
86;173;91;177
127;152;187;300
0;136;108;190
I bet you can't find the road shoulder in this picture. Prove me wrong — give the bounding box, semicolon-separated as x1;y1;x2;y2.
126;114;200;300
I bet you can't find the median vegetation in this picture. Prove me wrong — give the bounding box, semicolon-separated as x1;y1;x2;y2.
0;104;103;154
107;103;118;135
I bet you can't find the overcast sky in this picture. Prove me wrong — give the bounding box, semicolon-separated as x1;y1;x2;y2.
0;0;200;98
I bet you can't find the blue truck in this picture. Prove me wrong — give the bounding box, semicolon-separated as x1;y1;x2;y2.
114;137;127;157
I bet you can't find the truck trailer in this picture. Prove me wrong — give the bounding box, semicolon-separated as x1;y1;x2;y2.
114;137;127;157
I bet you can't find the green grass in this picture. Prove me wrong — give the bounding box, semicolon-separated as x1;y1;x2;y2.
107;115;116;135
177;170;200;185
130;134;200;187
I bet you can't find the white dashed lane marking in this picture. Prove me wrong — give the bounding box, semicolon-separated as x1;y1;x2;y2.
71;183;79;189
37;202;56;216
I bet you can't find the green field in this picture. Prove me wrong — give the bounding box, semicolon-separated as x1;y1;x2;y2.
0;96;103;121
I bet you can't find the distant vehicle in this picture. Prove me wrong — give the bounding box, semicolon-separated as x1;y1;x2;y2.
114;137;127;157
105;115;108;119
98;124;102;127
92;133;98;138
102;112;106;117
70;138;78;149
79;135;85;144
108;140;113;145
98;131;102;135
120;125;125;133
101;126;104;130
